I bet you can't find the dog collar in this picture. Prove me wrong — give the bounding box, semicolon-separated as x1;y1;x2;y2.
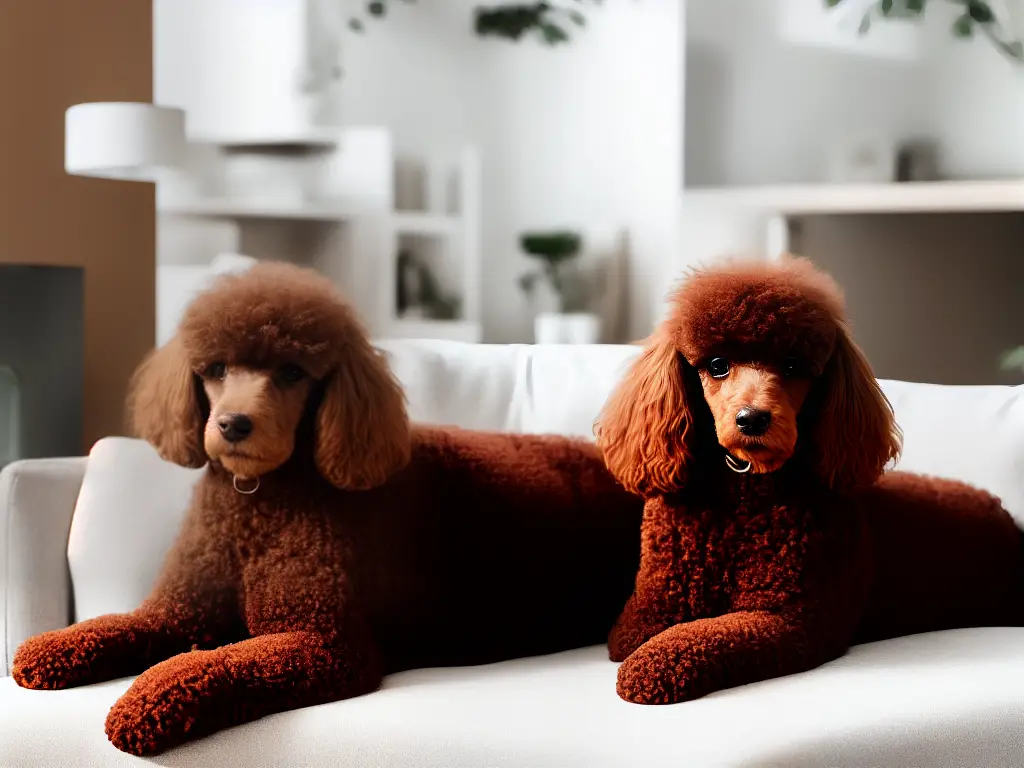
724;454;752;474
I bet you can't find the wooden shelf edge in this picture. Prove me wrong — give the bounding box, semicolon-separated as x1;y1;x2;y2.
682;180;1024;214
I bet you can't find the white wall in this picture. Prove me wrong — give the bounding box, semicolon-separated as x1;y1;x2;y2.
684;0;1024;187
685;0;932;187
916;2;1024;178
155;0;683;343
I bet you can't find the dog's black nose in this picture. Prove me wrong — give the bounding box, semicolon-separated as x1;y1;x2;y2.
218;413;253;443
736;407;771;436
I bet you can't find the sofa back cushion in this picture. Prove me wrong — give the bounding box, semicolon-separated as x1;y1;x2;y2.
67;341;1024;621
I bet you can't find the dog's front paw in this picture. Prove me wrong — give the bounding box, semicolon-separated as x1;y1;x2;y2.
615;643;696;705
13;630;94;690
105;650;225;755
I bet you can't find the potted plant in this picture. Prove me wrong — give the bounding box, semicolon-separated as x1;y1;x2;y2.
518;230;602;344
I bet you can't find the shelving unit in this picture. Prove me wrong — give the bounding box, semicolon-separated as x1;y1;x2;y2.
679;179;1024;276
156;127;482;343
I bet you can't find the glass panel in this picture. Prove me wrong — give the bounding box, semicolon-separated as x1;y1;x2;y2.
0;365;19;468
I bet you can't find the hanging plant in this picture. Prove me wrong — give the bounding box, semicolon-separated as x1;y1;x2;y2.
347;0;414;32
346;0;605;45
825;0;1024;61
474;1;605;45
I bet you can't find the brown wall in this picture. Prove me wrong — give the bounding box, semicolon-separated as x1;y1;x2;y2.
0;1;155;451
792;212;1024;386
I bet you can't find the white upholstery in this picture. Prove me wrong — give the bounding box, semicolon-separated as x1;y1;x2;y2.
375;340;639;438
3;627;1024;768
880;379;1024;524
2;339;1024;767
0;458;86;674
67;439;202;623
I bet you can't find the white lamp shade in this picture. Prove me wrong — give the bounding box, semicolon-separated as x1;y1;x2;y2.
65;102;186;181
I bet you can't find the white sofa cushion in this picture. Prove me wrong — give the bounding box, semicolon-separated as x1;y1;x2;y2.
375;339;638;438
67;438;202;622
881;379;1024;523
2;627;1023;767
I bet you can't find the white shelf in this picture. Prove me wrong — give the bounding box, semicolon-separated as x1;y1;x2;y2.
159;198;350;221
158;202;464;229
187;129;341;149
392;211;460;237
387;318;482;343
683;180;1024;215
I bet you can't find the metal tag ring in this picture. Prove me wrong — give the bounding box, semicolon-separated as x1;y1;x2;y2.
233;476;260;495
725;454;752;474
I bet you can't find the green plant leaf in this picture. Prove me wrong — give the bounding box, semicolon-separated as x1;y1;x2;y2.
825;0;844;7
539;21;570;45
967;1;994;22
1000;346;1024;371
520;231;582;261
881;0;894;15
858;13;872;34
569;10;586;25
952;13;974;37
368;1;386;16
906;0;925;12
349;17;365;32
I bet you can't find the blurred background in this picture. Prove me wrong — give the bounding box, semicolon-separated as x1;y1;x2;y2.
2;0;1024;453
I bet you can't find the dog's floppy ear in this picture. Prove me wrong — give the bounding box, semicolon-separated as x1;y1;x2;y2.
315;338;411;490
811;325;902;491
126;335;208;468
595;331;696;497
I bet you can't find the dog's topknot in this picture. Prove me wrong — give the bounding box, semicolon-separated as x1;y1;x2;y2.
180;263;364;379
666;256;847;377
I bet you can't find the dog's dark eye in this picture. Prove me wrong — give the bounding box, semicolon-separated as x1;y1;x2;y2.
204;362;227;380
277;364;306;385
708;357;730;379
782;357;803;378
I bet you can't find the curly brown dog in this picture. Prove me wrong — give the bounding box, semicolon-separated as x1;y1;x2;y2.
595;256;1023;705
12;263;643;755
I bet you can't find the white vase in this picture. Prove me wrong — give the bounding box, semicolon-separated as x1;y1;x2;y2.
534;312;602;345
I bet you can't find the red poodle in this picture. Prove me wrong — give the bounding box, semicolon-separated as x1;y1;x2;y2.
12;262;643;754
595;256;1023;705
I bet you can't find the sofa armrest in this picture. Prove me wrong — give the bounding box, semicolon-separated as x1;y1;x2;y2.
0;457;86;676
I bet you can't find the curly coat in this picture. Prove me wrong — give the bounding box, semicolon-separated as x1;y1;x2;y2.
596;256;1023;705
12;263;643;755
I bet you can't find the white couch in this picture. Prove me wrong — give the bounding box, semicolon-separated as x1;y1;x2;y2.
2;340;1024;768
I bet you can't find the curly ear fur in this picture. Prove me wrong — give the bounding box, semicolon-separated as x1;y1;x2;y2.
595;332;696;497
127;335;208;468
315;339;411;490
811;325;902;491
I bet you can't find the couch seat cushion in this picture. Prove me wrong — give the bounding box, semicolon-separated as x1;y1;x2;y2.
2;628;1023;768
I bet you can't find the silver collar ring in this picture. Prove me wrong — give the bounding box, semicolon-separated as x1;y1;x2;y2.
725;454;752;474
233;476;260;495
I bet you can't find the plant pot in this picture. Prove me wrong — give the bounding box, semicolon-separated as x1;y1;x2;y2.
534;312;602;345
